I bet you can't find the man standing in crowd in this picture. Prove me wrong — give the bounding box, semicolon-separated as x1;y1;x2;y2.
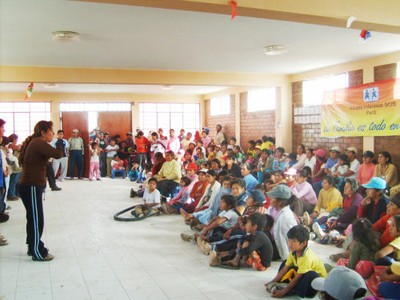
68;129;84;179
214;124;225;145
124;132;135;150
52;130;69;182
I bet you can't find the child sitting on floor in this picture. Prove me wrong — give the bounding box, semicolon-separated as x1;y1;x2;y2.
266;225;327;298
377;261;400;299
375;214;400;266
232;178;248;215
336;218;380;278
206;189;268;264
196;194;239;255
128;162;140;182
312;267;367;300
164;176;192;214
210;212;273;271
133;177;162;217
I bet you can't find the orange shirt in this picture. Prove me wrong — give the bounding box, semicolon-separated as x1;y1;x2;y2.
135;136;149;153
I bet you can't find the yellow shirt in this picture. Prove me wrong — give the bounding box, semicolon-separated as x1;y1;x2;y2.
389;236;400;260
261;141;273;150
286;248;327;277
315;186;342;214
158;160;182;183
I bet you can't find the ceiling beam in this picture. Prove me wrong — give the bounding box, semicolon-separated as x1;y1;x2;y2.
0;65;289;87
74;0;400;34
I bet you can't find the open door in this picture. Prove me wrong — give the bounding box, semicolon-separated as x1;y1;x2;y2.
61;112;90;178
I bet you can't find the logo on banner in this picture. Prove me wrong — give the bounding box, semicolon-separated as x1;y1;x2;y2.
363;87;379;102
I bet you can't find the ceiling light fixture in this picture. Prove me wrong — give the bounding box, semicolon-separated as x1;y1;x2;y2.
264;45;287;56
43;83;59;89
52;31;80;42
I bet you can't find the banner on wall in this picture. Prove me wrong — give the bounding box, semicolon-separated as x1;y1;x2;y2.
321;78;400;137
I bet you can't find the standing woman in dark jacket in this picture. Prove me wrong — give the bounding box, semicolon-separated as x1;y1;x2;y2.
19;121;62;261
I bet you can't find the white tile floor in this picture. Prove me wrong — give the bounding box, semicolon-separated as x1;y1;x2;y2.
0;178;340;300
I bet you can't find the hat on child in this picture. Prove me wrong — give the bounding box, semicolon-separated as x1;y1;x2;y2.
266;185;291;200
198;168;208;174
346;147;358;154
363;150;374;158
329;146;341;153
246;189;265;204
391;261;400;276
313;148;326;158
72;129;79;133
311;267;367;300
187;162;198;171
362;177;387;190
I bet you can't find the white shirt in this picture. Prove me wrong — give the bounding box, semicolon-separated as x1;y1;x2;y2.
304;156;316;173
196;181;221;209
347;159;360;179
214;131;225;145
292;153;307;170
106;144;119;158
143;188;161;207
219;209;239;230
273;205;298;260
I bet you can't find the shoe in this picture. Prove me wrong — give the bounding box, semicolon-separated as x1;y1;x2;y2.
329;252;349;262
312;222;326;240
303;212;311;226
270;283;288;294
209;250;220;266
161;203;170;215
7;195;20;201
97;178;101;181
130;189;137;198
32;253;55;261
0;239;8;246
0;212;10;223
180;233;194;242
51;186;62;191
197;237;211;255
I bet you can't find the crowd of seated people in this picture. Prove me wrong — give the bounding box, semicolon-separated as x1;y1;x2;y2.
125;125;400;299
2;119;400;298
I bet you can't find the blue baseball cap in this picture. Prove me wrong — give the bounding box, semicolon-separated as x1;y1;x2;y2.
362;177;387;190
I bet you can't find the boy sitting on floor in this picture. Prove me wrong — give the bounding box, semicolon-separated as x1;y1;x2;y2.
133;177;162;217
128;161;140;182
210;212;273;271
266;225;327;298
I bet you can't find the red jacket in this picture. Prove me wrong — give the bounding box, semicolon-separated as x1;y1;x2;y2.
135;137;149;154
373;214;395;247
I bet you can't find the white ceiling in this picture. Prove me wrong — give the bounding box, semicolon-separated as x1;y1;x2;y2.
1;0;400;94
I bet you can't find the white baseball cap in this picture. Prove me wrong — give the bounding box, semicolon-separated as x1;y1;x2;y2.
311;267;366;299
